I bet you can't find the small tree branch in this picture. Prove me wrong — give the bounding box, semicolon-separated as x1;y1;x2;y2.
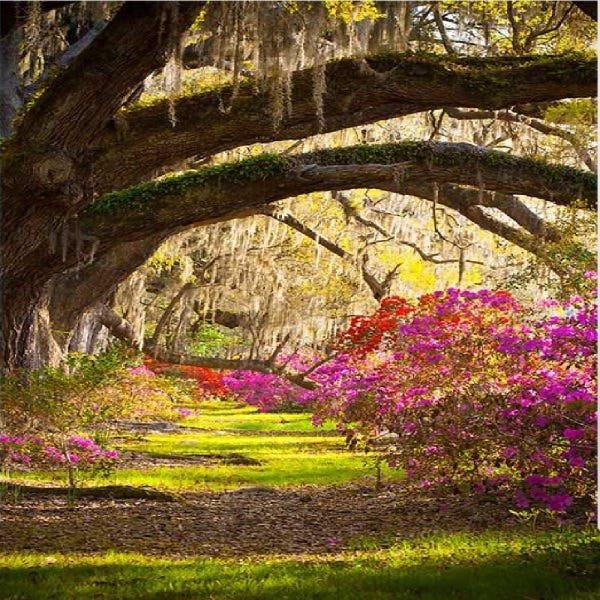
445;107;596;171
432;3;457;55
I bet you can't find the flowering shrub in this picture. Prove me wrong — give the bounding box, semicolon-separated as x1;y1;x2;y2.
223;354;315;412
0;347;198;490
143;358;229;398
223;371;309;412
113;366;197;421
0;348;198;442
0;434;119;488
310;286;597;514
0;346;133;436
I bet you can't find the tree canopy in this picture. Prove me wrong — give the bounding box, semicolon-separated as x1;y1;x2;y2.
0;0;597;372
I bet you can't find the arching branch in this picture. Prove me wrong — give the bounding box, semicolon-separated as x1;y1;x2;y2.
48;142;594;332
86;143;596;245
91;53;597;194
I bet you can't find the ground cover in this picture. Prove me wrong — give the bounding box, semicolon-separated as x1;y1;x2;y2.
0;529;598;599
1;399;598;599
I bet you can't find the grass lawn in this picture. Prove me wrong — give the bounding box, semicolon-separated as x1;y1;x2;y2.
1;530;598;599
2;400;397;491
2;399;598;599
182;399;337;432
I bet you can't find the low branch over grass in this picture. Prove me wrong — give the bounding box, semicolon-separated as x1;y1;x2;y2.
94;303;317;389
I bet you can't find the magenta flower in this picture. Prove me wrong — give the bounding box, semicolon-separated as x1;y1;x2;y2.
563;428;584;441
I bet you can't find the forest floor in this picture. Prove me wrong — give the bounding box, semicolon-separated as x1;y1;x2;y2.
1;400;599;599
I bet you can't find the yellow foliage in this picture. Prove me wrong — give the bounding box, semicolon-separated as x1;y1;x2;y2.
324;0;383;24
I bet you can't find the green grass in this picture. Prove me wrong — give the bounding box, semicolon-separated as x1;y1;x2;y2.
3;400;599;598
6;432;394;491
1;530;598;599
120;431;344;453
182;400;336;432
2;401;395;491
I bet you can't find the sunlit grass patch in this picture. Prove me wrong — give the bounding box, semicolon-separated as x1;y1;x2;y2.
120;431;346;454
1;529;598;599
2;430;400;491
180;399;336;432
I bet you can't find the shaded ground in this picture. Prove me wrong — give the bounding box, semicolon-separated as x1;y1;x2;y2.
0;481;554;558
111;420;340;437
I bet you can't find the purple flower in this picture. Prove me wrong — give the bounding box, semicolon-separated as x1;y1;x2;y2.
563;428;584;441
569;456;585;468
502;447;517;460
547;493;572;512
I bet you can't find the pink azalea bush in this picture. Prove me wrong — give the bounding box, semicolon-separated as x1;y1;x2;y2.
0;434;119;487
223;354;315;412
0;347;198;488
309;285;597;514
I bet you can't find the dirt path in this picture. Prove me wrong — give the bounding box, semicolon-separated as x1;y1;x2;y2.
0;483;528;558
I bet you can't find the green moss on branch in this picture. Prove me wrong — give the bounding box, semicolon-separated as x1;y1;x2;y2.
84;154;288;216
85;142;596;217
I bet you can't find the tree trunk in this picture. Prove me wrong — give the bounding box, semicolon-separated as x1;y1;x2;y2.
1;285;64;371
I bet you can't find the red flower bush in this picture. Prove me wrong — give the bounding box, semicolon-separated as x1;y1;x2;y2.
143;358;229;397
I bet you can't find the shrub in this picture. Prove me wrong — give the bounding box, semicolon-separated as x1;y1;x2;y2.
0;434;119;488
310;285;597;514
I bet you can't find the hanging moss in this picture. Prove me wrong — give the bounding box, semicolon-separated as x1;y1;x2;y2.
85;142;596;217
122;51;597;117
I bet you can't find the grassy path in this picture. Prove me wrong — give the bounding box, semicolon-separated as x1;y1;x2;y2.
1;399;599;599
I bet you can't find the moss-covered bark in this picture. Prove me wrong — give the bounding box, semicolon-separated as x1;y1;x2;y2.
85;142;596;223
91;52;597;194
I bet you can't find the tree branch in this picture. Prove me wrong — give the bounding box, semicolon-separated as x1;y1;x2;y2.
333;190;485;265
96;303;140;348
444;107;596;171
15;1;203;152
90;53;597;194
48;142;594;330
96;302;316;389
258;205;393;300
432;4;457;55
